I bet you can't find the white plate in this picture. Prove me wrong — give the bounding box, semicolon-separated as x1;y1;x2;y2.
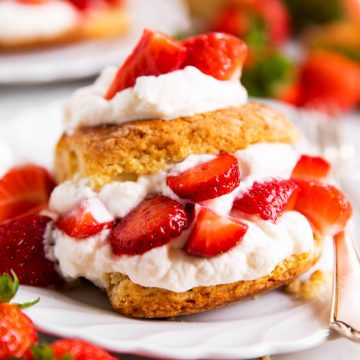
0;0;190;84
1;101;357;359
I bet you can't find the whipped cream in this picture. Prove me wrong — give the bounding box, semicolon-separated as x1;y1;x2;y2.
0;0;79;43
51;211;314;291
64;66;248;128
48;143;314;292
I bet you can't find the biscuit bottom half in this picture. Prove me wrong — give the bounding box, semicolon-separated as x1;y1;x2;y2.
105;236;323;318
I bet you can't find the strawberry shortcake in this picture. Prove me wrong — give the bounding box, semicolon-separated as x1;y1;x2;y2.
0;0;128;50
43;30;352;318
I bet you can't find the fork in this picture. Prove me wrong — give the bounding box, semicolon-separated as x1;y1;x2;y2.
299;109;360;342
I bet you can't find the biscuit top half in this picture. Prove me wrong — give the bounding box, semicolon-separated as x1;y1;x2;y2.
55;103;299;188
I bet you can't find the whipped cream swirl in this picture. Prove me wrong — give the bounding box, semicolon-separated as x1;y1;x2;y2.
65;66;248;128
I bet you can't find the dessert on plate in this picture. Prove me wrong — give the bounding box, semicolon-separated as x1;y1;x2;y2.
44;29;352;318
0;0;128;50
0;29;352;319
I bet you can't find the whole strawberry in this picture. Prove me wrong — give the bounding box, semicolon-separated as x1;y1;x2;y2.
31;339;117;360
0;272;38;359
0;214;64;287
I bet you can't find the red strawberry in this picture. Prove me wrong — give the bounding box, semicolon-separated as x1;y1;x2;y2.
0;165;55;224
0;272;38;359
105;29;187;99
211;5;249;40
278;81;303;106
0;214;63;287
16;0;48;4
110;195;190;255
57;199;114;238
182;32;248;80
291;155;331;180
166;153;240;202
0;304;37;359
184;206;248;257
294;180;352;236
252;0;291;45
211;0;290;45
67;0;118;11
299;50;360;113
50;339;116;360
233;179;299;222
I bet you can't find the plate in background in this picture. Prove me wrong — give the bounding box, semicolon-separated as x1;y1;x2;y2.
0;0;190;84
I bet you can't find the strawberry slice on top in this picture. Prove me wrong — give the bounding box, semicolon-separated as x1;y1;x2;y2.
104;29;187;100
294;180;352;236
184;206;248;257
57;198;114;238
291;155;331;180
166;153;240;203
182;32;248;81
110;195;190;256
0;165;55;224
233;179;299;222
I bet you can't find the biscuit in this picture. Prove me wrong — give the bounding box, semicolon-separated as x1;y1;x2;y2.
106;236;322;318
55;103;299;187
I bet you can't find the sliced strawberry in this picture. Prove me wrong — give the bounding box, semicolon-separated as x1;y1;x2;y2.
0;214;63;287
233;179;299;222
166;153;240;202
110;195;190;256
57;199;114;238
291;155;331;180
105;29;187;99
0;165;55;224
184;206;248;257
182;32;248;81
294;180;352;236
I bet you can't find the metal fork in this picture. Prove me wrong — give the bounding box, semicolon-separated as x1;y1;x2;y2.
300;109;360;342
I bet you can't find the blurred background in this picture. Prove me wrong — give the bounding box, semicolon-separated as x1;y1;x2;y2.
1;0;360;114
184;0;360;115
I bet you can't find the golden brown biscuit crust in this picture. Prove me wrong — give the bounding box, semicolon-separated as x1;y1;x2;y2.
106;236;322;318
55;103;299;187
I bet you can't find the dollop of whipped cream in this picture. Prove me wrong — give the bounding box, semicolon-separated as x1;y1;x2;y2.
0;0;79;42
51;211;314;291
64;66;248;128
47;143;315;292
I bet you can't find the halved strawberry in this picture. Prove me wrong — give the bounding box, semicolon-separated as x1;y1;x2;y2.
291;155;331;180
184;206;248;257
105;29;187;99
166;153;240;202
110;195;190;256
182;32;248;81
56;198;114;238
294;180;352;236
233;179;299;222
0;214;63;287
0;165;55;224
